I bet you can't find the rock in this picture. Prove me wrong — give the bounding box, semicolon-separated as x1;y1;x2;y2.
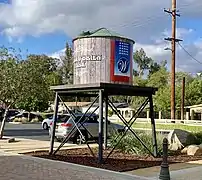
181;146;188;154
167;129;197;151
7;137;15;143
187;145;202;156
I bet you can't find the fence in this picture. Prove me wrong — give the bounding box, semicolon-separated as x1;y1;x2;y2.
109;116;202;126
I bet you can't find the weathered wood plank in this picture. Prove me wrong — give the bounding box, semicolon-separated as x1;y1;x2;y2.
73;37;133;85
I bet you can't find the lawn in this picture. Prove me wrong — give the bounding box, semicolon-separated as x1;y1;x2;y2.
117;122;202;132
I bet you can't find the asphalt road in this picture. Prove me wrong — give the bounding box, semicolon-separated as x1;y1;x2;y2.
0;123;50;141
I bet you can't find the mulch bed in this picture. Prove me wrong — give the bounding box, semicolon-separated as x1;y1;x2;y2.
23;148;202;172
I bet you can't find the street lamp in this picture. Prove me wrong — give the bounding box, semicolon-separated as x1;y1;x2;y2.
164;47;172;51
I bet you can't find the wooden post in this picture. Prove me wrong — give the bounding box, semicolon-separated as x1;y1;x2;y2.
147;110;150;119
181;77;185;120
186;112;189;120
159;111;162;120
164;0;181;121
191;110;194;120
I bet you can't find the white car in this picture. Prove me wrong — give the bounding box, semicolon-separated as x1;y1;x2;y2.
42;114;70;130
49;113;125;144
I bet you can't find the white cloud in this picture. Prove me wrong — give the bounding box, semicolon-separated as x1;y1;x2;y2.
135;28;202;73
0;0;202;72
0;0;200;39
49;48;65;59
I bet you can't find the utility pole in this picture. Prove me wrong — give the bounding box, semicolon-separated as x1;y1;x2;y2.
181;77;185;120
164;0;182;120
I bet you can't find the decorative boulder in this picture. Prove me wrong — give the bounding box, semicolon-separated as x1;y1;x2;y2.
167;129;197;151
181;146;188;154
187;145;202;156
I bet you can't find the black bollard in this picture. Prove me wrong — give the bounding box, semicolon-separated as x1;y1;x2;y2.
159;138;170;180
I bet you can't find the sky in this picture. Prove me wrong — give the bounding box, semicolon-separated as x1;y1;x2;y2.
0;0;202;74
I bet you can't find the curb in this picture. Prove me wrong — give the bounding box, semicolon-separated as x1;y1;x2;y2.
8;122;22;124
8;122;41;125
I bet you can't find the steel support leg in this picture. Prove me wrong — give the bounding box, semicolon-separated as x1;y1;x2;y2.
98;90;104;163
54;95;99;155
149;95;158;157
49;92;59;155
104;95;108;149
105;98;154;160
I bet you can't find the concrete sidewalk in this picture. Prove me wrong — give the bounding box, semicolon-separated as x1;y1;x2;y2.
0;151;151;180
127;160;202;179
0;137;98;154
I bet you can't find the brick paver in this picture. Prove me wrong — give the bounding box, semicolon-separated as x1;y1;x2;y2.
0;152;151;180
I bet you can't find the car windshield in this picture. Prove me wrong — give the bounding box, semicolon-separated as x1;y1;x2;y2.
57;115;70;123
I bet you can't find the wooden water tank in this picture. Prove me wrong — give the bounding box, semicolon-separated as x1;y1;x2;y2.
73;28;135;85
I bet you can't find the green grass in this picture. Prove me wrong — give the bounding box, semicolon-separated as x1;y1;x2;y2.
117;122;202;133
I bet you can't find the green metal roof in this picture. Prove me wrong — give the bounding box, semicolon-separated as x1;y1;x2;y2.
73;27;135;43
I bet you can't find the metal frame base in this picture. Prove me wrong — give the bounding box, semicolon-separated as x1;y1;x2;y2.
49;83;158;164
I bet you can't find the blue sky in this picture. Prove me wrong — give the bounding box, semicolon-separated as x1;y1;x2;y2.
0;0;201;73
0;31;72;56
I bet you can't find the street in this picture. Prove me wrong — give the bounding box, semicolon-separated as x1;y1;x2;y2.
1;123;50;141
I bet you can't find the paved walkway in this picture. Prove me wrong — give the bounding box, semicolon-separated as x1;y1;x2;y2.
127;160;202;180
0;151;151;180
1;136;202;179
165;166;202;180
0;137;98;154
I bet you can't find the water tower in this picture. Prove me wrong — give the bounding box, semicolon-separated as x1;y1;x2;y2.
72;28;135;85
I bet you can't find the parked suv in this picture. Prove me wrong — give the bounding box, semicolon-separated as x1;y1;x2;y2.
42;114;70;130
49;113;125;144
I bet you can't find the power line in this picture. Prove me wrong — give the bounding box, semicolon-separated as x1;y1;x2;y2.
108;2;202;30
178;42;202;65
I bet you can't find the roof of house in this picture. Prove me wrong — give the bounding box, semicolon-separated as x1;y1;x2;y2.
88;102;129;108
73;27;135;43
62;102;92;107
185;104;202;109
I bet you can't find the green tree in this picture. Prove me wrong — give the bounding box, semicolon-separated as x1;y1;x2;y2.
147;67;169;89
59;42;73;84
148;60;167;77
15;55;62;118
175;72;194;85
133;48;153;77
185;78;202;106
0;47;25;138
132;76;148;109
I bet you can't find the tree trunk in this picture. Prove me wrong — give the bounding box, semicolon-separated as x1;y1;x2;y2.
0;108;9;139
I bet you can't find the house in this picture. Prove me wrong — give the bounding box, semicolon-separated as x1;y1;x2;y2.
185;104;202;120
81;102;136;118
48;102;92;113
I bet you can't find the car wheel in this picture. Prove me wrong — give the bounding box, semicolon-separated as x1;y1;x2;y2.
73;131;88;145
55;137;64;142
118;129;125;134
43;122;48;130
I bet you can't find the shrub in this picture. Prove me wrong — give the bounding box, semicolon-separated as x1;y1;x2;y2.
13;117;29;123
31;118;40;123
108;109;113;117
193;132;202;145
109;131;164;156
